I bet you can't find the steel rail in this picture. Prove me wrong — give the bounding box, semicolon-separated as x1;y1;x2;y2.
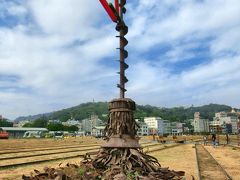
0;142;100;151
0;153;86;170
0;146;100;161
0;142;154;156
0;143;100;155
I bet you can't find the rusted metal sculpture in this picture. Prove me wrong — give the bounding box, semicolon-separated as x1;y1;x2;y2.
92;0;185;179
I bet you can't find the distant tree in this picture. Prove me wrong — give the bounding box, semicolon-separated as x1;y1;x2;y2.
64;125;79;132
47;123;65;131
47;124;78;132
32;116;48;128
23;116;48;128
0;119;13;127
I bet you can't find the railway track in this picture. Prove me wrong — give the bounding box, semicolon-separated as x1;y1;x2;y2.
0;142;182;170
0;143;100;155
195;144;233;180
0;142;99;151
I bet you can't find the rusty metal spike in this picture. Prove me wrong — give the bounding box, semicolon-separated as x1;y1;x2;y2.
122;7;126;14
117;84;127;92
116;36;128;46
119;0;126;6
116;61;129;70
115;23;128;36
116;48;128;58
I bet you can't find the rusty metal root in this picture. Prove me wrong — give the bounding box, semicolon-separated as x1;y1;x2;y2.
22;162;100;180
92;148;185;179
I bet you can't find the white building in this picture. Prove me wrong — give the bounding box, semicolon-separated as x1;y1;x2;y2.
48;119;62;124
192;112;209;133
135;119;149;136
92;126;105;137
144;117;172;135
144;117;186;135
211;111;239;134
144;117;162;135
171;122;184;135
62;119;81;126
14;120;31;127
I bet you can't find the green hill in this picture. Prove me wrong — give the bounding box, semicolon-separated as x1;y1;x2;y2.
15;102;236;123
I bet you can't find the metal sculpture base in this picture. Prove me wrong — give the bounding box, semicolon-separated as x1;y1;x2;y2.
91;98;185;179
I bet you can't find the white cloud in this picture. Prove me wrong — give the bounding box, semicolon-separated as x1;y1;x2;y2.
27;0;98;34
127;54;240;108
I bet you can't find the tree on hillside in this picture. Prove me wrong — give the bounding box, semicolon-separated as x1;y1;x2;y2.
33;116;48;127
64;125;79;132
47;123;65;131
0;119;13;127
23;116;48;128
47;123;79;132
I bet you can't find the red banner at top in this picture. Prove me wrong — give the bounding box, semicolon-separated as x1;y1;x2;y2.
115;0;119;14
99;0;117;22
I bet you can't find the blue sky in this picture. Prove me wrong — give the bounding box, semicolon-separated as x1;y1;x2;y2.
0;0;240;119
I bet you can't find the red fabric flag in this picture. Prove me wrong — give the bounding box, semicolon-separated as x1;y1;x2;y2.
115;0;119;14
99;0;117;22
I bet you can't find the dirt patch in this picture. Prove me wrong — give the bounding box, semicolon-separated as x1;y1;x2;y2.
150;144;197;180
205;145;240;179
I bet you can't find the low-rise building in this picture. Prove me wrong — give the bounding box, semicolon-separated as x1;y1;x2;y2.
144;117;173;135
144;117;162;135
81;114;103;135
210;110;239;134
135;119;149;136
0;127;48;138
48;119;62;124
92;126;105;137
62;119;81;126
14;120;31;127
171;122;184;135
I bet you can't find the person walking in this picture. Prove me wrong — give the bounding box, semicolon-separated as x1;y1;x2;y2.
212;134;216;148
203;135;207;146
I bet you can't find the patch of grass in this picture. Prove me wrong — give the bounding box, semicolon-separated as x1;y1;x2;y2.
79;167;86;176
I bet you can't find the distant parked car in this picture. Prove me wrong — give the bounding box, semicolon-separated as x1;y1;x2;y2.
0;130;9;139
54;131;64;139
